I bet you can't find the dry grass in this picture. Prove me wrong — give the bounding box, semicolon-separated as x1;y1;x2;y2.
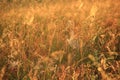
0;0;120;80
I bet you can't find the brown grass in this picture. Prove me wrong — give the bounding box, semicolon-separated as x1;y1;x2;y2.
0;0;120;80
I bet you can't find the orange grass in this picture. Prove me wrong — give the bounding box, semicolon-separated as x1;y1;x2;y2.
0;0;120;80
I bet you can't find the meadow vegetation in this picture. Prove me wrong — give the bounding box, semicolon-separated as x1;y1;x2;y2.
0;0;120;80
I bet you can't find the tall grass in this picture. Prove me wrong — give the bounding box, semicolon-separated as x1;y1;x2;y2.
0;0;120;80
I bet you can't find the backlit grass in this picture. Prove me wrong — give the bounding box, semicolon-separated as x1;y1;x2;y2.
0;0;120;80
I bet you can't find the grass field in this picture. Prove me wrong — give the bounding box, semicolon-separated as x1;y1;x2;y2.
0;0;120;80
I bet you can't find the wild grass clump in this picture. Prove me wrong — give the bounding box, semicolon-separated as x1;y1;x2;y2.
0;0;120;80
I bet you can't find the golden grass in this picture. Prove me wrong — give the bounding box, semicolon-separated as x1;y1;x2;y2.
0;0;120;80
